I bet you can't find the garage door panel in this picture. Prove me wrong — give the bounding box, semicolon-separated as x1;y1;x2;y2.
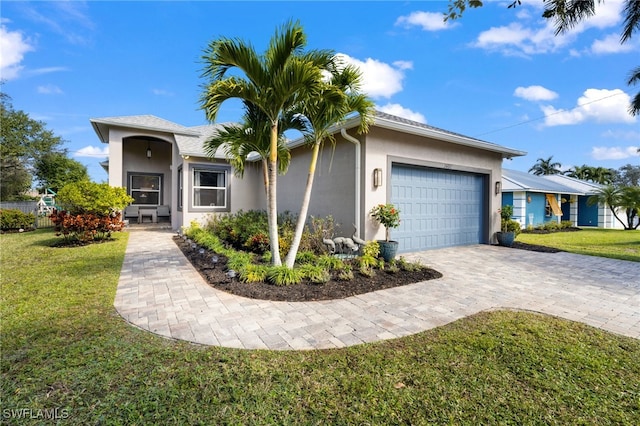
391;165;485;252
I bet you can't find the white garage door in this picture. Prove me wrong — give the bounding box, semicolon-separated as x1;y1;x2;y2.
391;165;486;252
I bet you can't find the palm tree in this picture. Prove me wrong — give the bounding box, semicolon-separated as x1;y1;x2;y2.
564;164;593;181
200;21;333;266
587;185;634;229
589;167;614;185
204;101;303;196
529;156;562;176
628;66;640;116
283;61;374;268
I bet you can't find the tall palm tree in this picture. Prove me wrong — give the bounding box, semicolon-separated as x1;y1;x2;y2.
204;101;303;195
200;21;333;266
283;61;374;268
529;156;562;176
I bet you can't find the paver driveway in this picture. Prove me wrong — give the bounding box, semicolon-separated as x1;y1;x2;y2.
115;230;640;350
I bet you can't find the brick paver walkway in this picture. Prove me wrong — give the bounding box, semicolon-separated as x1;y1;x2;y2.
115;230;640;350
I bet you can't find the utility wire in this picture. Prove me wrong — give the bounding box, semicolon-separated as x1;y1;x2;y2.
473;90;627;138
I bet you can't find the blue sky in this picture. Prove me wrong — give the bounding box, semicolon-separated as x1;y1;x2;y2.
2;0;639;182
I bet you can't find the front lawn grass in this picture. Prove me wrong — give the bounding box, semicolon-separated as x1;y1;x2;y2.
518;227;640;262
2;229;639;424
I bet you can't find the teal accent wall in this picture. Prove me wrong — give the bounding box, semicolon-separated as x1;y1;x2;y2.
501;192;513;209
526;192;555;226
578;195;598;226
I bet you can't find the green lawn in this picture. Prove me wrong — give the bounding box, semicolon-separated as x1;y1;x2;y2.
518;227;640;262
1;229;639;424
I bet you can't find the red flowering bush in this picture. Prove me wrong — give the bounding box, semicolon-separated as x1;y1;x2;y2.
370;203;401;242
51;210;124;243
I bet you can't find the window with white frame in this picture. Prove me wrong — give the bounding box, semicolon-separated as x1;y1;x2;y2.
191;166;228;209
177;167;183;211
129;174;162;205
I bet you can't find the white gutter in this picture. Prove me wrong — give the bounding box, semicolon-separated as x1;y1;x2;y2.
341;128;361;238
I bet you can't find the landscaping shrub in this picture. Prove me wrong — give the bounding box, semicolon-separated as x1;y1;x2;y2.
53;181;132;244
298;264;331;284
0;209;35;231
51;210;124;243
239;264;269;283
267;266;304;286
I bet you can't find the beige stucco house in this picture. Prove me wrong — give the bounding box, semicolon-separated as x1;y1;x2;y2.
91;111;525;253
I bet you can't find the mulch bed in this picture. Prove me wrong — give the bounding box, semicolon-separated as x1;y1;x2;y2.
507;241;563;253
174;234;564;301
173;236;443;302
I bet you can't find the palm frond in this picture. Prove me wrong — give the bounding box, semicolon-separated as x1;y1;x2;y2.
621;0;640;43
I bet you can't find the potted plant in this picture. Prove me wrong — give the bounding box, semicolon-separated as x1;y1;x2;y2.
496;205;520;247
370;203;401;261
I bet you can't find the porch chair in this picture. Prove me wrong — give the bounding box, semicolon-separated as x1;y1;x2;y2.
123;205;139;221
157;205;170;222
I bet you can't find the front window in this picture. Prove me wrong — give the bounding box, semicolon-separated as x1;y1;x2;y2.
192;167;227;208
129;174;161;205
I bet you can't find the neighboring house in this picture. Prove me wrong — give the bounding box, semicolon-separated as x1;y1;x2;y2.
501;169;622;229
91;111;526;253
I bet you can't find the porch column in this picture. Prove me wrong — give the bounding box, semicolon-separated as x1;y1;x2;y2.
108;136;123;187
570;195;578;226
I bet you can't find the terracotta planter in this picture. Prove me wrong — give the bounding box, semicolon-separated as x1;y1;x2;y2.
377;240;399;262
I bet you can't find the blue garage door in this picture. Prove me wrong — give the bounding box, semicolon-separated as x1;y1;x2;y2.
391;165;486;252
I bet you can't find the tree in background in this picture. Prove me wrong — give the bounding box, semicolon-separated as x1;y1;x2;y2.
565;165;614;185
614;164;640;187
34;152;90;193
529;156;562;175
1;90;87;199
446;0;640;115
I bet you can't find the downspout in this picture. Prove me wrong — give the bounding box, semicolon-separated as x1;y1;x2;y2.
341;128;361;238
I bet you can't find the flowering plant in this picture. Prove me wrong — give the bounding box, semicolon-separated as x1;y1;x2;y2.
370;203;401;242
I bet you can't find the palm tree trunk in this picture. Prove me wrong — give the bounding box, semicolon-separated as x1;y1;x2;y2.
268;123;282;266
284;141;320;268
609;205;628;230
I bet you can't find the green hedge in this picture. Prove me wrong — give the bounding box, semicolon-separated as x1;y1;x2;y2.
0;209;35;231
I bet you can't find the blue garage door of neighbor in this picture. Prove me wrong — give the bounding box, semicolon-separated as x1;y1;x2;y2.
391;165;486;252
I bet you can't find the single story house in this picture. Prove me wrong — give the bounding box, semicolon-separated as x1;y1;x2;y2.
501;169;622;229
91;111;526;253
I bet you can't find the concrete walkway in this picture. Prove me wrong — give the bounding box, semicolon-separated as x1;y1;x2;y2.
115;229;640;350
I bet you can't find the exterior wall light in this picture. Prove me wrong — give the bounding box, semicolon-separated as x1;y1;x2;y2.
146;142;152;159
373;168;383;188
495;181;502;195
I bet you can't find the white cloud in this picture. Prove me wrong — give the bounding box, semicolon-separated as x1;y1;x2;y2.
601;129;640;141
74;145;109;158
0;25;34;80
395;11;456;31
471;0;624;57
337;53;411;99
591;146;640;160
376;103;426;123
591;33;636;54
37;84;63;95
514;85;558;101
472;22;570;56
541;88;636;126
